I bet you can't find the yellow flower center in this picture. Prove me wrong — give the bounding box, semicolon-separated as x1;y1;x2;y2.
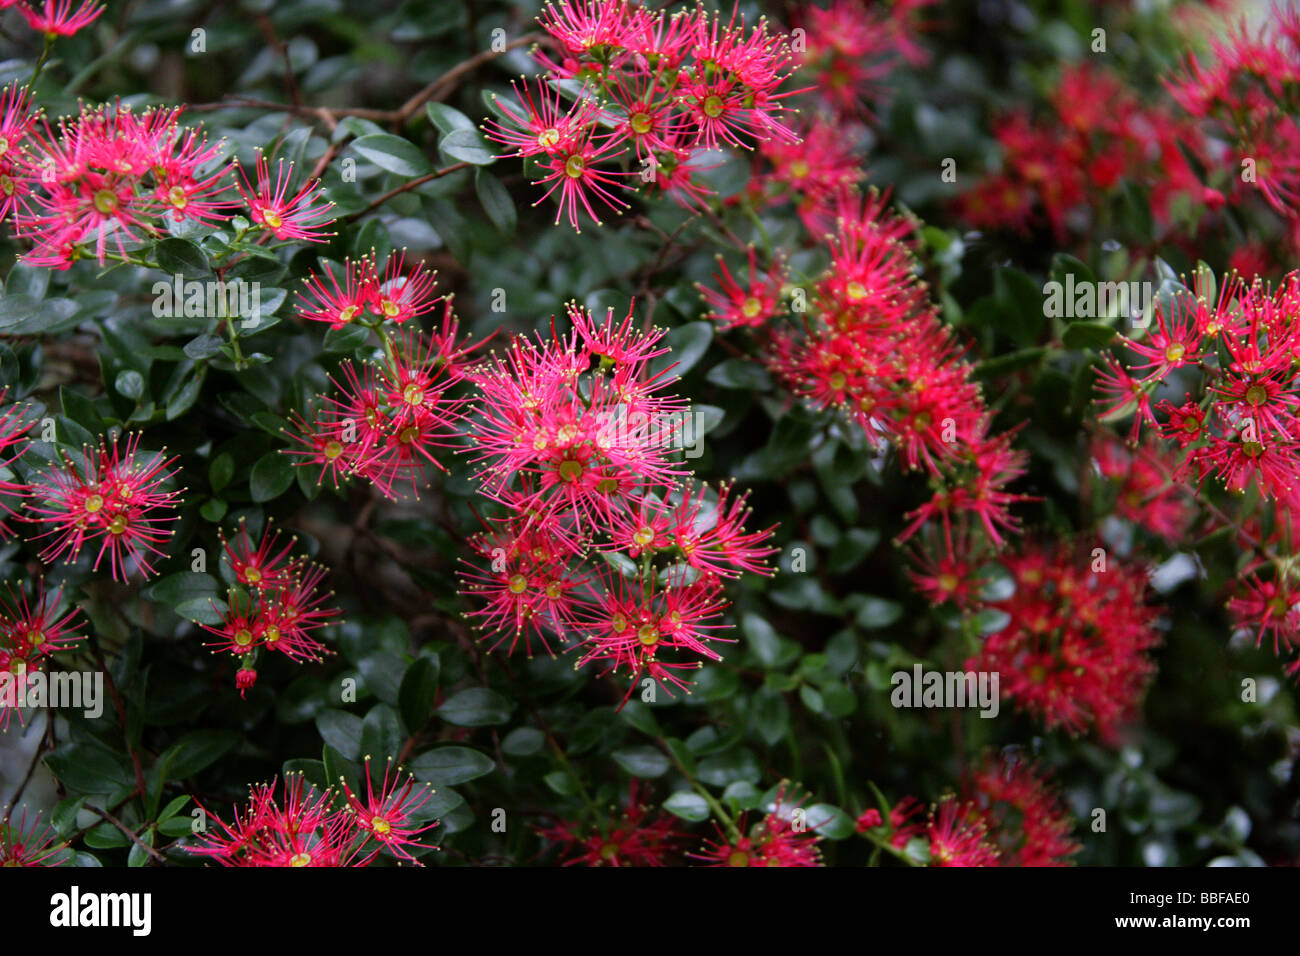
93;189;118;214
372;818;392;836
264;625;280;644
741;297;762;318
403;383;425;406
728;851;749;867
234;628;254;647
507;573;528;595
789;159;810;179
324;440;345;460
637;623;658;646
84;494;104;514
338;305;359;324
168;185;187;209
290;853;311;867
703;95;725;118
1165;343;1185;362
630;112;653;135
633;525;656;547
1246;384;1268;406
261;207;283;229
565;155;586;179
537;128;560;149
558;459;583;482
846;281;868;301
108;514;128;535
245;567;262;584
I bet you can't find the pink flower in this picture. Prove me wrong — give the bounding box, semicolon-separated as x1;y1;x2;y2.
236;153;335;242
23;432;182;581
16;0;104;37
341;757;439;865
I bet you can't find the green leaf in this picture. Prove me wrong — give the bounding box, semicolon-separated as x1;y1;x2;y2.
651;321;713;379
439;128;495;166
398;655;439;730
166;729;238;778
425;102;477;136
501;727;545;756
741;612;782;667
662;791;710;822
316;709;363;760
697;748;761;787
357;651;407;707
184;334;224;360
854;597;902;629
44;740;135;796
408;746;495;786
807;803;857;839
360;703;402;760
250;451;295;502
146;571;219;607
1063;321;1117;350
475;169;516;233
352;133;434;177
154;237;211;276
60;386;101;431
993;265;1046;345
115;369;145;400
323;322;370;352
437;687;512;726
707;358;771;390
612;745;671;778
209;453;234;493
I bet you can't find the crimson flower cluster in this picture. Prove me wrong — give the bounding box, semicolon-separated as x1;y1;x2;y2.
459;301;775;696
691;784;823;866
199;520;340;697
743;189;1030;574
2;418;184;582
1167;5;1300;254
484;0;805;230
957;62;1206;245
296;250;442;330
186;762;436;867
1;0;103;38
284;303;473;501
0;809;67;867
536;781;687;866
963;541;1161;740
0;92;334;266
1093;270;1300;676
1089;433;1196;545
0;580;83;729
791;0;933;122
858;754;1079;867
